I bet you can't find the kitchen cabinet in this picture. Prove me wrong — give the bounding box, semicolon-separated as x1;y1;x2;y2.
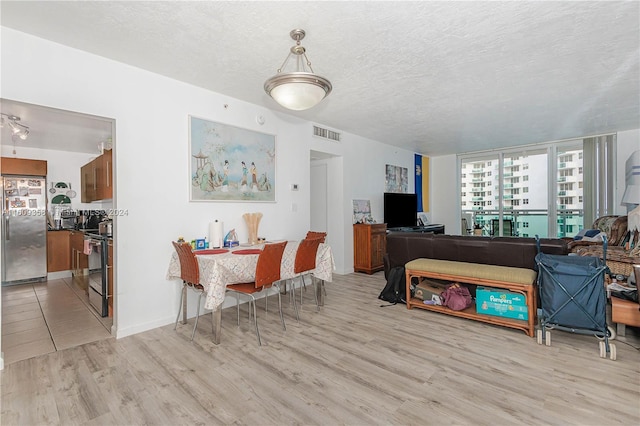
353;223;387;274
47;230;71;272
107;240;113;317
97;149;113;200
69;230;88;275
0;157;47;176
81;161;96;202
81;149;112;202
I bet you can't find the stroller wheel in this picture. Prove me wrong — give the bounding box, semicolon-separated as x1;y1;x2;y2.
599;341;606;358
596;326;617;341
536;329;543;345
608;325;616;340
609;343;617;361
545;330;551;346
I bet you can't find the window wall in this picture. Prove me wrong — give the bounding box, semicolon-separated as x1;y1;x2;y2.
459;136;613;238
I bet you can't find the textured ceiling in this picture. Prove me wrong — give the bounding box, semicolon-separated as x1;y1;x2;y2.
1;1;639;156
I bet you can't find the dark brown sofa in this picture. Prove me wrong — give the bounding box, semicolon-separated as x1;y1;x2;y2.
384;232;569;277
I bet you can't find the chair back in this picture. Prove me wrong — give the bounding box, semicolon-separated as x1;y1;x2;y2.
294;237;322;274
306;231;327;243
172;241;199;284
592;215;628;246
254;241;287;288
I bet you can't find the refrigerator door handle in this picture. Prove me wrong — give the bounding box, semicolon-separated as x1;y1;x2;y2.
3;213;9;241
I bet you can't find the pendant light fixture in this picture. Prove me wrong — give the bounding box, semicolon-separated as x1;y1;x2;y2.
0;113;29;140
264;29;332;111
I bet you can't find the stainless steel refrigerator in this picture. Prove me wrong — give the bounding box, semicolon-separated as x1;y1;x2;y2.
1;175;47;285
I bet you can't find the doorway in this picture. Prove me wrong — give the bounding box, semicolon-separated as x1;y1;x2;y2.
310;162;328;233
0;99;116;366
310;150;345;274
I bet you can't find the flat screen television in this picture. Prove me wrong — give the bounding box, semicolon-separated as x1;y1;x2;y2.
383;192;417;229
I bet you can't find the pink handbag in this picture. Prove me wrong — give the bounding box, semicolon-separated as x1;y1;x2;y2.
441;283;473;311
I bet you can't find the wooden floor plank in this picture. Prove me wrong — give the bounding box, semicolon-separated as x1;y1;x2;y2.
2;271;639;425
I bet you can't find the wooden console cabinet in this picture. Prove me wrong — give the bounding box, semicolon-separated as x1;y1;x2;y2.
611;296;640;337
353;223;387;274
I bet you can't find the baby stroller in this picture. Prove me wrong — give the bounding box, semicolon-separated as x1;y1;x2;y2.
535;236;616;360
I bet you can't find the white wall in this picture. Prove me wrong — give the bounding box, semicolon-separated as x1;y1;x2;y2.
0;28;416;343
430;154;458;234
429;130;640;232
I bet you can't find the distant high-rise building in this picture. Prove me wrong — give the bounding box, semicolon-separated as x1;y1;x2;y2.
461;149;583;237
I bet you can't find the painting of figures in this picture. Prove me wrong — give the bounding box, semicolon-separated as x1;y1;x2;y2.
190;116;276;202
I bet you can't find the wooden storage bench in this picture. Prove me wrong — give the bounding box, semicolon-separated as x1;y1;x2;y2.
405;258;538;337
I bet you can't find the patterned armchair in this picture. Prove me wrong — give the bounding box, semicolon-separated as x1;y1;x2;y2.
577;241;639;281
576;227;639;281
567;215;628;253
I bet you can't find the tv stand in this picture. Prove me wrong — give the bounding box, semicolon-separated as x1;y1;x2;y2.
387;224;445;234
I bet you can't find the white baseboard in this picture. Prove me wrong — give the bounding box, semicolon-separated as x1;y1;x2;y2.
47;270;73;280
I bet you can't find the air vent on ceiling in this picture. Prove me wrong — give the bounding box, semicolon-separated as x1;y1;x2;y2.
313;125;341;142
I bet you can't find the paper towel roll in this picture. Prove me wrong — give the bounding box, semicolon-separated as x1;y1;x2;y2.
209;220;224;248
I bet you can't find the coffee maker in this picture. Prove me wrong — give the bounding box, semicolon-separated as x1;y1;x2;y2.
82;210;106;231
51;205;77;230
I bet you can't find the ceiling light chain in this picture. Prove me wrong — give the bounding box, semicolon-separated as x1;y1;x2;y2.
264;28;332;111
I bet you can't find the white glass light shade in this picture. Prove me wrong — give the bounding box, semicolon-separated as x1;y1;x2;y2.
622;184;640;206
8;121;21;134
264;72;332;111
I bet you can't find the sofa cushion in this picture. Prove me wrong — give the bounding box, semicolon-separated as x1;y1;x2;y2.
406;258;537;285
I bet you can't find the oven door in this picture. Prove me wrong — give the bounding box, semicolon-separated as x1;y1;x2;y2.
86;236;108;317
88;282;105;316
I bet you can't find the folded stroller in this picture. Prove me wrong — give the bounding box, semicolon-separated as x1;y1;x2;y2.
535;236;616;360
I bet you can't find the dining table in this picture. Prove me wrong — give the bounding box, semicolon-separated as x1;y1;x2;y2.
166;240;335;344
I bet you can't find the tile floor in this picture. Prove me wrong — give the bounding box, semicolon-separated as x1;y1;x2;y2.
1;276;112;365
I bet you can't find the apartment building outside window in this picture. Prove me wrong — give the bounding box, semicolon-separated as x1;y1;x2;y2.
459;135;615;238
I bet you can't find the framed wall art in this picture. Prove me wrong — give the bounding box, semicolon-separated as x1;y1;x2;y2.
352;199;373;224
385;164;408;193
190;116;276;202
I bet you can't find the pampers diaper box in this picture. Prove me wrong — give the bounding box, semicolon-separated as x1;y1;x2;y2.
476;287;528;320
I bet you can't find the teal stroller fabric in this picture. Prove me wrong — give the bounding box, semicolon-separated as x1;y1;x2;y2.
535;253;608;332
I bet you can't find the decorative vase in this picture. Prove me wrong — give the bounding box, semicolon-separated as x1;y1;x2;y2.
243;212;263;245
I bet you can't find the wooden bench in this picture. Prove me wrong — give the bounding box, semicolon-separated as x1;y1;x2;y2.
405;258;538;337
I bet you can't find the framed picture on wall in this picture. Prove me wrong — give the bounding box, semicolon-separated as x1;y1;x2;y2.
353;199;373;223
189;116;276;202
385;164;408;193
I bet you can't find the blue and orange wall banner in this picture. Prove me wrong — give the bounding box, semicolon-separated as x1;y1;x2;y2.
414;154;429;212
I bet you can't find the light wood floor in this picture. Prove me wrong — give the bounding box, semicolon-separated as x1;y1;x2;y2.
2;272;639;425
1;276;112;365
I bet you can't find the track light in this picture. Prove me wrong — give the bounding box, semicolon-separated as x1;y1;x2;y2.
0;113;29;140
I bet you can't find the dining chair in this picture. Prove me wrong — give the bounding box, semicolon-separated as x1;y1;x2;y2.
226;241;287;346
172;241;206;341
292;237;323;313
298;231;327;300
